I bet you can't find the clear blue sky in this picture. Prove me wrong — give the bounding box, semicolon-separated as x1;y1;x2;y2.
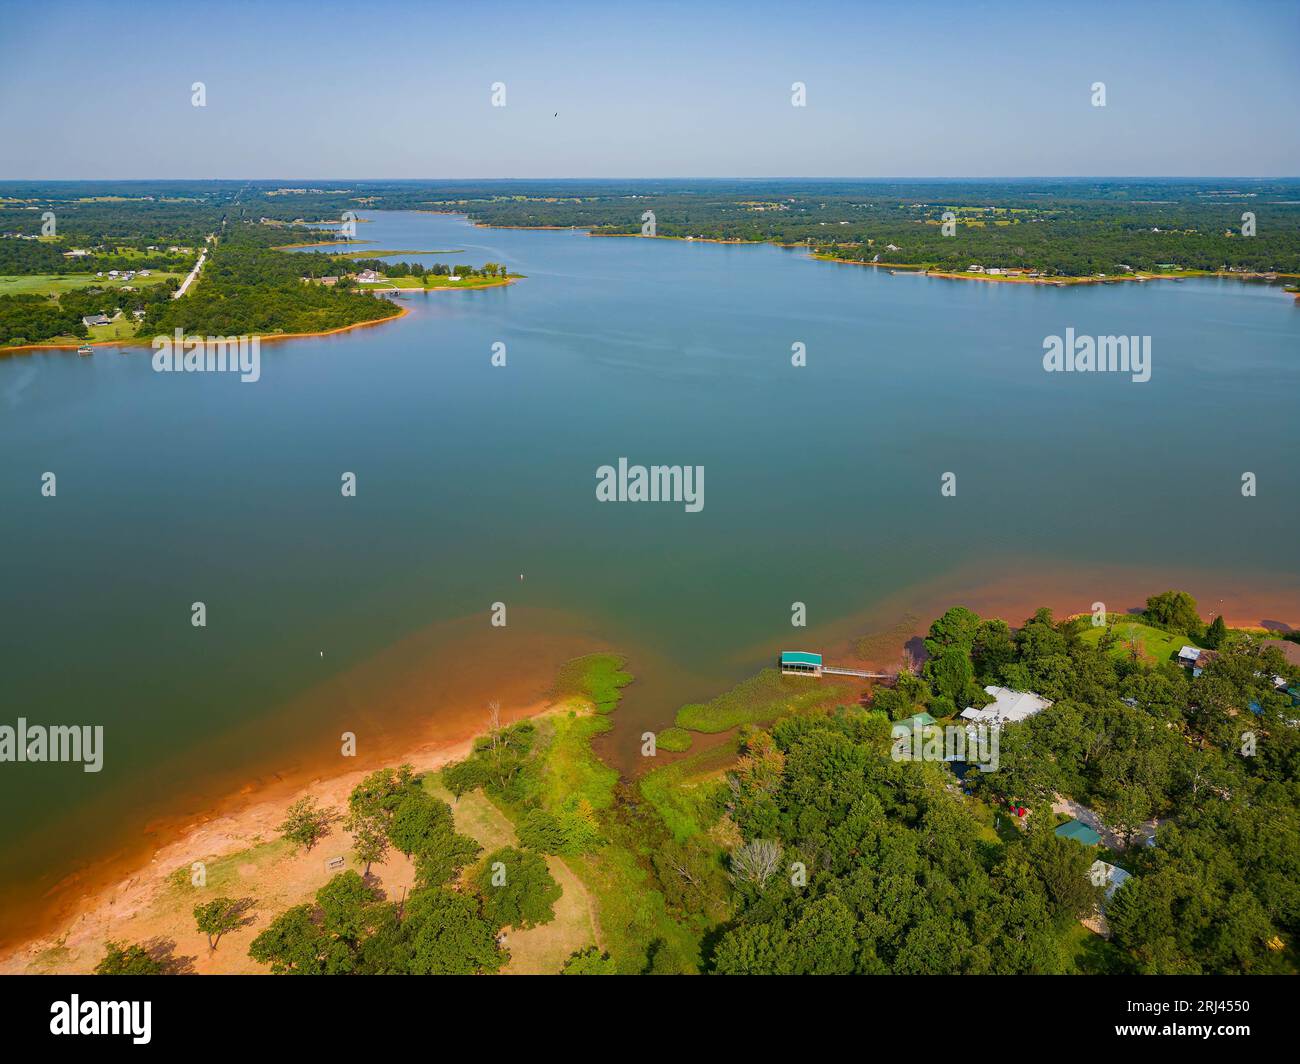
2;0;1296;179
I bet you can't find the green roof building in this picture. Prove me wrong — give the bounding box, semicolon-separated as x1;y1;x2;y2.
780;651;823;676
1055;819;1102;846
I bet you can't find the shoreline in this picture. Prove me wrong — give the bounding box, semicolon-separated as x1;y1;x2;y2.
0;304;411;356
7;572;1294;969
0;694;569;973
11;211;1287;358
809;253;1299;287
359;277;520;293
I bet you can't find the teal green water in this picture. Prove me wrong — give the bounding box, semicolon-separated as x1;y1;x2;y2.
2;210;1298;942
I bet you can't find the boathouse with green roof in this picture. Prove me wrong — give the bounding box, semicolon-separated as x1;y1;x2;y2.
780;651;823;676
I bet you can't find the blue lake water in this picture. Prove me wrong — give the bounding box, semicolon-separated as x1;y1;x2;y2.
1;209;1297;942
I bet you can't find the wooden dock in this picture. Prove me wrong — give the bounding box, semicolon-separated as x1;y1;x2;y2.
781;652;890;680
821;665;891;679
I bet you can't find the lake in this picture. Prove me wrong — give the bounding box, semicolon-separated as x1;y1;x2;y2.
1;209;1297;945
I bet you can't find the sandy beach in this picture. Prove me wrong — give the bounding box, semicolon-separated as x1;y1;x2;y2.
0;696;563;975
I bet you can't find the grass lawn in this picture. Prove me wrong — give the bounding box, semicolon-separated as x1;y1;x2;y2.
1079;619;1196;666
165;838;295;899
0;271;182;298
87;316;139;341
1065;921;1127;974
675;667;856;733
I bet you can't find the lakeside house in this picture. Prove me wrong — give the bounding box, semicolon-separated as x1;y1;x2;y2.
960;685;1052;727
967;264;985;273
81;313;110;328
1262;639;1300;670
1178;645;1218;677
355;269;381;283
1083;860;1134;938
1089;859;1132;901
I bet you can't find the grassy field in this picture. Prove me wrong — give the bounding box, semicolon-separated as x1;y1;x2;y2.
639;739;737;843
654;726;693;752
1079;619;1196;666
0;271;182;297
550;653;633;714
675;667;858;733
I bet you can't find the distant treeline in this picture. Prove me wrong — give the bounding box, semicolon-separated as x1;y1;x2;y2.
5;180;1299;277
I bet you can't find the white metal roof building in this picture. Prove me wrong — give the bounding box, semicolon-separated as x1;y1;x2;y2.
960;685;1053;727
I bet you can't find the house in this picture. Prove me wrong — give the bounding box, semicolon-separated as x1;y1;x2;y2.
986;267;1002;276
81;314;110;328
960;685;1052;727
1262;639;1300;670
1176;647;1218;677
967;264;985;273
448;274;462;281
1089;859;1132;901
1082;860;1134;938
896;710;938;731
63;249;90;258
1055;819;1102;846
355;269;380;283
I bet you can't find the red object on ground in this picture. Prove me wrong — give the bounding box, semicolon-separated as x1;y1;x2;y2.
1017;807;1026;817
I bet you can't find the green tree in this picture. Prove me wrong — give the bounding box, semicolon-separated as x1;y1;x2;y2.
94;940;166;975
249;905;332;974
474;847;562;929
401;888;505;974
1204;615;1228;649
277;797;336;853
1144;590;1203;637
351;820;388;877
193;897;245;953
